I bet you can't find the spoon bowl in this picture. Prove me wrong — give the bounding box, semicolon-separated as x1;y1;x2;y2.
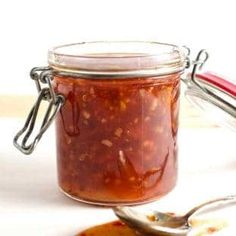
114;206;189;236
114;195;236;236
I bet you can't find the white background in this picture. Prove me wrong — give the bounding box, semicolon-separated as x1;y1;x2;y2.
0;0;236;95
1;2;236;235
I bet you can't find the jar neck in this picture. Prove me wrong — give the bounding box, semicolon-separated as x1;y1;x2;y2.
50;65;185;79
48;41;188;78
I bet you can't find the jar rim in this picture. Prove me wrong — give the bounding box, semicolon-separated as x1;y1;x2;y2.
48;41;188;77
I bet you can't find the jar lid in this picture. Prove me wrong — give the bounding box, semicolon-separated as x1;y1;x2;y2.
48;41;187;77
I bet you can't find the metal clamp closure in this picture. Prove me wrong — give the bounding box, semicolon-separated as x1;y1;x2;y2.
14;67;64;155
181;48;210;92
183;49;236;122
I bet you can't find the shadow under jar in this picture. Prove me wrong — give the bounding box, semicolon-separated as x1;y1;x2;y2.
49;42;186;205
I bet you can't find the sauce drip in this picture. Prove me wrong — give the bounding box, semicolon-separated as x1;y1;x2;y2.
76;220;140;236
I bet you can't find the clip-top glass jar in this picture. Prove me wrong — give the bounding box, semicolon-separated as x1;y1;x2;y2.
14;41;209;205
52;41;185;205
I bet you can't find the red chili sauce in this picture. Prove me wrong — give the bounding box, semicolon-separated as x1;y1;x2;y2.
53;73;180;204
77;220;139;236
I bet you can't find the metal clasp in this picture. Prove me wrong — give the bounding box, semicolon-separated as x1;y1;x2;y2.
182;48;209;87
14;67;64;155
183;49;236;130
181;48;210;96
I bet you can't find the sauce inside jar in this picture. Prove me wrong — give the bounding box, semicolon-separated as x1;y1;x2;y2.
53;73;180;205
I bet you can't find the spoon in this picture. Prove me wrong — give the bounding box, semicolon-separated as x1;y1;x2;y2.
114;195;236;236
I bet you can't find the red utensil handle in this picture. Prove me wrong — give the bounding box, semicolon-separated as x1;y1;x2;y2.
196;72;236;97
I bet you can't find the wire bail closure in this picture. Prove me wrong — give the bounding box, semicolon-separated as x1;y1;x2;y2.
182;48;209;87
183;49;236;129
13;67;64;155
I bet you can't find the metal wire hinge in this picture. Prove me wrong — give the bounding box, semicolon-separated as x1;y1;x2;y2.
181;48;209;87
13;67;64;155
183;49;236;125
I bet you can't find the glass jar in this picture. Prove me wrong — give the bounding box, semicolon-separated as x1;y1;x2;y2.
15;41;235;206
50;42;184;205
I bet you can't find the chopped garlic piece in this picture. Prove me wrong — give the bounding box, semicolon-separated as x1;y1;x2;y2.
82;110;91;119
101;139;113;147
115;128;123;137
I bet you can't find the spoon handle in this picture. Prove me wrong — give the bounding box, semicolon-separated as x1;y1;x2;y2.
184;195;236;219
